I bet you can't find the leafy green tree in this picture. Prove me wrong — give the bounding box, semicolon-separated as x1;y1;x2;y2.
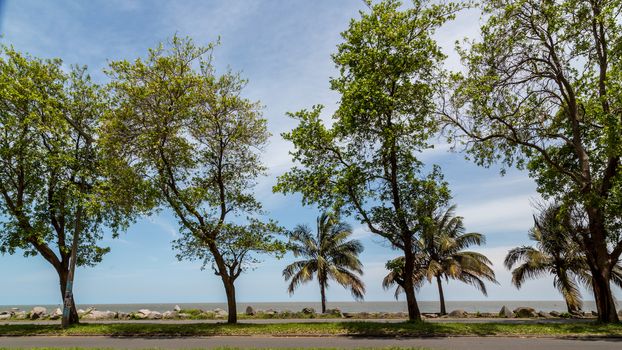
444;0;622;322
275;0;461;321
0;46;135;326
282;212;365;313
383;205;496;315
103;36;284;324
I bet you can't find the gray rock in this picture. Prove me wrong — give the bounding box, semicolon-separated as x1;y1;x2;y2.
245;306;256;316
537;311;553;318
117;312;130;320
301;307;315;315
30;307;47;320
49;308;63;320
342;312;355;318
174;305;181;312
513;307;537;318
499;305;513;318
138;309;151;316
324;308;343;317
82;310;116;320
162;311;177;319
177;313;191;319
0;311;9;316
213;308;228;318
0;314;11;320
13;311;27;320
147;311;163;320
422;313;439;319
448;309;468;318
549;311;561;317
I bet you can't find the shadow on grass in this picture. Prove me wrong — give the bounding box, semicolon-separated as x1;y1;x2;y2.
0;321;621;338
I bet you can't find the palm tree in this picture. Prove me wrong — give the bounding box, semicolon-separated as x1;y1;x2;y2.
384;205;496;315
282;212;365;313
504;204;587;313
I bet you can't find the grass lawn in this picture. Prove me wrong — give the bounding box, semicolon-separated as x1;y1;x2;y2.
0;348;430;350
0;321;620;338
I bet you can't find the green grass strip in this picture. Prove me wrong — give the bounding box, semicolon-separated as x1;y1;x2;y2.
0;321;621;338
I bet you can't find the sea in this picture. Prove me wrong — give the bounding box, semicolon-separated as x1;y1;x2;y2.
0;301;608;313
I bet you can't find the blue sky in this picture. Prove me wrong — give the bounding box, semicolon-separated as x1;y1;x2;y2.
0;0;619;306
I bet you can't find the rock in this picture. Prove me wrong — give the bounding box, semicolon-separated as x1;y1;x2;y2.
0;311;9;316
301;307;315;315
245;306;256;316
177;313;191;319
163;311;178;319
537;311;553;318
132;312;148;319
513;307;537;318
147;311;163;319
30;307;47;320
117;312;130;320
591;311;598;317
13;311;27;320
49;308;63;320
173;305;181;312
448;309;468;318
82;310;116;320
550;311;561;317
138;309;151;316
342;312;355;318
265;309;277;316
0;314;11;320
499;305;513;318
422;313;439;319
213;308;228;318
324;308;343;317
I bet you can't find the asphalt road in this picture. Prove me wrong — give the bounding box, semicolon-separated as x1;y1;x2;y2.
0;335;620;349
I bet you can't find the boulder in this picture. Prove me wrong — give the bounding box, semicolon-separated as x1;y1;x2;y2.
177;313;191;319
147;311;163;320
213;308;228;318
49;308;62;320
0;314;11;320
325;308;343;317
513;307;537;318
537;311;553;318
499;305;513;318
342;312;355;318
422;313;439;319
301;307;315;315
448;309;468;318
174;305;181;312
13;311;27;320
162;311;178;319
82;310;116;320
549;311;561;317
30;307;47;320
117;312;130;320
245;306;256;316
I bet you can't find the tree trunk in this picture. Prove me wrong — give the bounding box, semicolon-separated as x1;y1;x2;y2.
584;210;619;323
320;279;327;314
590;268;619;323
402;246;422;321
436;275;446;315
223;277;237;324
58;269;79;325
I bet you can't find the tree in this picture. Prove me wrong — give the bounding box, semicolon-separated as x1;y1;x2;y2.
505;203;622;313
0;46;134;326
443;0;622;322
282;212;365;313
383;205;496;315
103;36;284;324
275;0;460;321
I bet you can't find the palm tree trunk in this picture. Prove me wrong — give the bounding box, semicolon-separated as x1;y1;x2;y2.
320;278;327;314
436;275;446;315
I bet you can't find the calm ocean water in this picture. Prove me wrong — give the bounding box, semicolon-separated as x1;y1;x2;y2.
0;301;609;313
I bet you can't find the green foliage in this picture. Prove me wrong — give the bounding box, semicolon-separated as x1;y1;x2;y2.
283;212;366;306
0;45;133;269
445;0;622;322
103;36;284;286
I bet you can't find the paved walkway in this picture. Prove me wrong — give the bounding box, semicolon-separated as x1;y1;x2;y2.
0;335;619;349
0;317;593;325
